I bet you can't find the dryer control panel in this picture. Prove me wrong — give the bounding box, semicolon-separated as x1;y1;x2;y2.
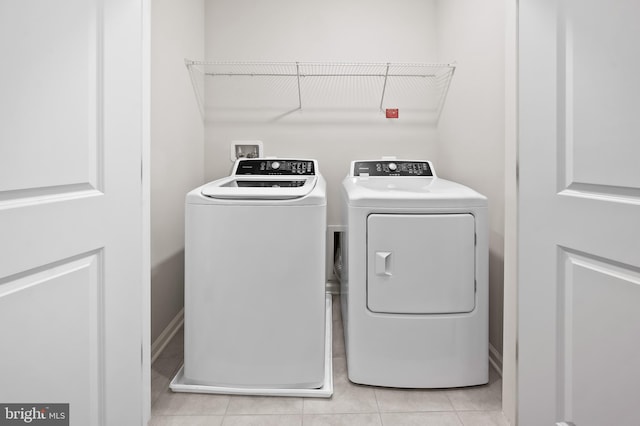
352;160;434;177
234;159;316;176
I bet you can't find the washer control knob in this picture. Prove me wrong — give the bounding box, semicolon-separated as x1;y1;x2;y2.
388;162;398;171
271;161;281;170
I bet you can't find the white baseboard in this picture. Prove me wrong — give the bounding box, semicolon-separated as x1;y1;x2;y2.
151;308;184;363
489;342;503;377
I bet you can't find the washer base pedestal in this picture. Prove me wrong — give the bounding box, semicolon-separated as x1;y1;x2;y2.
170;294;333;398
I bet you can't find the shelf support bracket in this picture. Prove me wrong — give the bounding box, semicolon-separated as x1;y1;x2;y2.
379;63;390;112
296;62;302;109
185;60;205;118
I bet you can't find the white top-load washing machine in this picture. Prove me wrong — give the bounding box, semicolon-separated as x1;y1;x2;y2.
340;159;488;388
174;158;331;396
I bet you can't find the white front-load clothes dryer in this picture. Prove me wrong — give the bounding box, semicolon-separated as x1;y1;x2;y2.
340;159;488;388
175;158;331;396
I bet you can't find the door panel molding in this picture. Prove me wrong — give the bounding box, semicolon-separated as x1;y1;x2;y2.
0;184;102;207
0;250;105;424
0;0;104;195
556;0;640;195
558;183;640;204
557;247;640;424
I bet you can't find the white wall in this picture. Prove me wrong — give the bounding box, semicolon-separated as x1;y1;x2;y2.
435;0;506;362
151;0;204;342
203;0;441;225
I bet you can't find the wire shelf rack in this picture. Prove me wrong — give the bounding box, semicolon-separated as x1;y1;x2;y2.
185;60;456;121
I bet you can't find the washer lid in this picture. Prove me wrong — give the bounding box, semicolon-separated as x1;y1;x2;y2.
201;175;318;200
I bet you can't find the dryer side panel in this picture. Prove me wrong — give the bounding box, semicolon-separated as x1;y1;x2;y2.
367;213;476;314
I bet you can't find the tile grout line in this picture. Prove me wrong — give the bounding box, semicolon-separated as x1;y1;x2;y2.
221;391;231;421
454;410;466;426
372;386;384;425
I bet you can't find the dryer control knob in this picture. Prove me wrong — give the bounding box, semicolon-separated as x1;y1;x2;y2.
271;161;281;170
388;162;398;171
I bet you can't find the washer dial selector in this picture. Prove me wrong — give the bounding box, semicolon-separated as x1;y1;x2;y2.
388;162;398;171
271;161;281;170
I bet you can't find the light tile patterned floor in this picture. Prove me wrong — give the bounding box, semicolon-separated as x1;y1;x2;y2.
150;296;508;426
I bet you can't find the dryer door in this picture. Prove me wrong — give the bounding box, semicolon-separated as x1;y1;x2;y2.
367;213;476;314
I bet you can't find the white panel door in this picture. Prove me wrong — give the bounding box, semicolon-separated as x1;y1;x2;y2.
0;1;147;425
518;0;640;425
367;214;476;314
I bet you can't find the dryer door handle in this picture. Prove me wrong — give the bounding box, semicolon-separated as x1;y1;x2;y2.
375;251;392;276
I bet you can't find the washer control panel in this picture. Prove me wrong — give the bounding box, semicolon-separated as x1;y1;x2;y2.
234;159;316;175
352;160;434;177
